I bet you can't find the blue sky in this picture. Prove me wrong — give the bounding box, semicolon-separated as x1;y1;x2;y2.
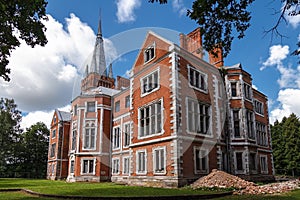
0;0;299;128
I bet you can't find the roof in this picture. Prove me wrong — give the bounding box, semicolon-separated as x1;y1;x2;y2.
56;110;71;122
82;86;120;96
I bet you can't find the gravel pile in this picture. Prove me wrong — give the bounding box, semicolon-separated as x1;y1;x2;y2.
191;169;256;189
191;169;300;195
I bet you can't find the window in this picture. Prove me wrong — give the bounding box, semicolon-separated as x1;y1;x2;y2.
53;116;57;124
194;147;208;174
84;122;96;149
144;44;155;63
50;143;56;157
243;83;252;100
87;102;95;112
113;127;120;149
256;122;268;146
231;82;237;97
260;156;268;173
70;160;74;174
73;104;77;116
236;152;244;171
124;123;130;147
139;100;162;137
188;66;207;92
71;130;76;150
136;150;146;174
115;101;120;112
123;157;130;174
112;158;120;174
82;159;94;174
52;129;56;138
125;95;130;108
153;147;166;174
249;153;257;171
141;70;159;95
233;110;240;137
187;99;210;135
254;100;264;115
246;110;255;139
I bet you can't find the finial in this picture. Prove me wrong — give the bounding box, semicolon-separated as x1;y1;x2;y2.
97;8;102;37
108;63;113;78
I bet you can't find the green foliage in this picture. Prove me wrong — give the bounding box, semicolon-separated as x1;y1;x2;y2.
271;113;300;176
0;0;48;82
150;0;300;61
0;98;22;176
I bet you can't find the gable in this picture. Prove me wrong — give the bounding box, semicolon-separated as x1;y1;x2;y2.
132;31;173;75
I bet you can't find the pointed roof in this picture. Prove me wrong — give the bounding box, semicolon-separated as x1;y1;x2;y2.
55;109;71;122
89;17;106;76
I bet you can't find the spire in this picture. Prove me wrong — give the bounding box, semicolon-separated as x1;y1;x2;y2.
108;63;113;78
89;14;106;76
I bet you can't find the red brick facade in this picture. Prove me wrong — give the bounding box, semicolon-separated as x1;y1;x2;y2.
47;28;274;186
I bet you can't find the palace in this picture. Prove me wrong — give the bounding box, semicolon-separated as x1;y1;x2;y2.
47;19;274;187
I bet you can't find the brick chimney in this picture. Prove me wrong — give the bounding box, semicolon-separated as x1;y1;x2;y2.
208;46;224;68
180;28;203;59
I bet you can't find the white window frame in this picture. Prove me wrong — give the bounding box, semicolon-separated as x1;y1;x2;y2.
52;129;56;138
123;122;131;148
115;100;120;112
81;158;96;175
112;158;120;175
230;81;238;98
188;65;208;93
50;143;56;157
254;99;264;116
123;156;130;175
138;99;164;139
232;109;241;138
83;121;96;150
140;68;160;97
243;82;252;101
113;126;121;150
136;149;147;175
249;152;257;172
256;122;268;146
186;97;211;136
125;95;130;108
260;155;268;174
234;151;245;173
153;146;166;175
144;42;156;63
246;110;255;140
194;147;209;174
86;101;96;112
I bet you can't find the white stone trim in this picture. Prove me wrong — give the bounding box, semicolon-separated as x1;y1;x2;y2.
112;157;120;175
152;146;166;175
187;64;208;94
140;67;160;97
136;149;147;175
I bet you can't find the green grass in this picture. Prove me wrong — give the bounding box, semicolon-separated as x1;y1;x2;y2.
0;178;299;200
0;178;218;197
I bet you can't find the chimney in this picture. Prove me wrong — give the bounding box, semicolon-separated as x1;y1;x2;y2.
180;28;203;59
208;46;224;68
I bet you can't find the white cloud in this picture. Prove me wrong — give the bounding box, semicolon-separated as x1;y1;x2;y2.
21;105;71;130
116;0;141;23
260;45;289;70
270;89;300;124
172;0;187;16
0;13;118;129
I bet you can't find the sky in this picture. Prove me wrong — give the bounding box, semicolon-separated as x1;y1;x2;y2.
0;0;299;129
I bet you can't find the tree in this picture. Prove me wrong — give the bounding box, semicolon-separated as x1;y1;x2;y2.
271;113;300;176
150;0;300;59
0;0;48;82
0;98;22;177
19;122;49;178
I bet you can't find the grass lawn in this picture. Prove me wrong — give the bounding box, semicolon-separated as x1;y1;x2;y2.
0;178;299;199
0;178;221;197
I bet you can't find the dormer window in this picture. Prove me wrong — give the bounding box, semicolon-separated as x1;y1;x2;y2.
144;43;155;63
